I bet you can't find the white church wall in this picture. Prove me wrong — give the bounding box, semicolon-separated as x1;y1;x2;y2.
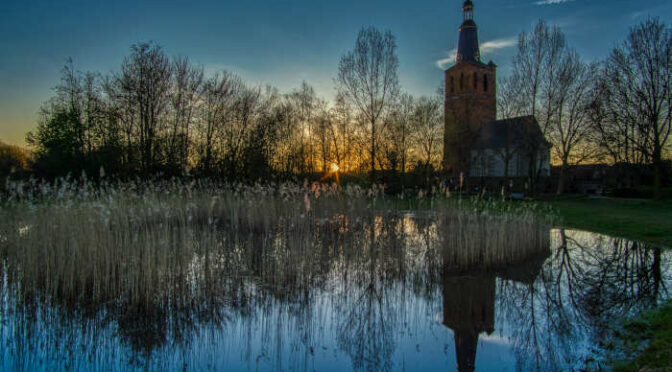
471;148;550;178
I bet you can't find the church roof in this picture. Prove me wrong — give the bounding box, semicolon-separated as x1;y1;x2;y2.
473;116;549;150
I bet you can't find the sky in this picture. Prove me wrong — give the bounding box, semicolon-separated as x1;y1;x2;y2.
1;0;671;146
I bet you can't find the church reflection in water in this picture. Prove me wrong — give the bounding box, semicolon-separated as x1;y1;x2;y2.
441;228;551;372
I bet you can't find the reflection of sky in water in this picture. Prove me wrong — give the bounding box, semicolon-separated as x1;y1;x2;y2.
1;222;669;372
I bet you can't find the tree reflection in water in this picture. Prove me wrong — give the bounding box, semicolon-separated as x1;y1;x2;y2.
0;210;669;371
496;229;667;371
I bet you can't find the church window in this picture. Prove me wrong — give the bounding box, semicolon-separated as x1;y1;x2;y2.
460;73;464;90
450;76;454;93
483;74;488;92
473;72;477;90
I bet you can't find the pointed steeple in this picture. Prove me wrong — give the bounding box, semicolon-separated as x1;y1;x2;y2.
457;0;481;63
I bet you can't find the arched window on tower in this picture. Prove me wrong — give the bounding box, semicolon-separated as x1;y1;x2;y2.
450;76;454;93
460;73;464;91
473;72;477;90
483;74;488;92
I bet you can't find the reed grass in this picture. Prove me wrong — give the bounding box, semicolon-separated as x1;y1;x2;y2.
0;177;551;316
7;178;659;372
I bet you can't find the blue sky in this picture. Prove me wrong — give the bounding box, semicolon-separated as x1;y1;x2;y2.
1;0;671;145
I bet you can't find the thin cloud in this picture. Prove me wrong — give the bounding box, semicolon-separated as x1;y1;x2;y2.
436;37;517;69
534;0;576;5
436;50;458;70
481;37;517;54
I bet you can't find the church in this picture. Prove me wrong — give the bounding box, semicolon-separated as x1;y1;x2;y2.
443;0;550;186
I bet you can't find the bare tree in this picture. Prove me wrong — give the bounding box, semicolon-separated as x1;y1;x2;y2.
223;85;261;176
119;43;172;173
81;72;104;153
589;80;648;165
287;82;318;173
292;82;316;172
197;71;241;175
412;96;443;168
495;76;527;188
388;93;415;175
329;94;357;172
600;18;672;199
274;96;300;174
509;21;567;192
492;120;520;189
337;26;400;183
314;99;332;172
513;21;567;119
549;52;599;194
497;75;525;120
168;57;203;172
55;58;84;119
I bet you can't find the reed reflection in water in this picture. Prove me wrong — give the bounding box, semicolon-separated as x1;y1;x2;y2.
0;195;668;371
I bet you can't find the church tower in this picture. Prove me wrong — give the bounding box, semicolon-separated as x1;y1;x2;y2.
443;0;496;177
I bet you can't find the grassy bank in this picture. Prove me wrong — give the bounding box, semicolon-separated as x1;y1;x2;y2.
606;301;672;372
544;196;672;247
544;196;672;371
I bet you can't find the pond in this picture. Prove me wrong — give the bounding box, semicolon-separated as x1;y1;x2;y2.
0;204;669;372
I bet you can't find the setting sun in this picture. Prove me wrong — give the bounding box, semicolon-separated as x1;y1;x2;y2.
331;163;340;172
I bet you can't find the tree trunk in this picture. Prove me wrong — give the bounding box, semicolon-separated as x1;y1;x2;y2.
370;118;376;184
652;143;662;200
556;162;567;195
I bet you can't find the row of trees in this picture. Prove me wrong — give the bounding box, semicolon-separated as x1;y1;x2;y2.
28;32;442;183
24;19;671;196
499;18;671;197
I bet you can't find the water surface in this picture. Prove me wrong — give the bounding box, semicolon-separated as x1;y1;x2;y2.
1;213;668;372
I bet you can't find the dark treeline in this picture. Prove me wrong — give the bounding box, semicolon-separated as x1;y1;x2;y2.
24;32;443;189
11;19;672;196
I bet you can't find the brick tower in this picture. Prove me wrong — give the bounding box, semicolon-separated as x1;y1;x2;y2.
443;0;496;178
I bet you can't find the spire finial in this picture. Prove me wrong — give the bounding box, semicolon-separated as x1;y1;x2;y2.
463;0;474;21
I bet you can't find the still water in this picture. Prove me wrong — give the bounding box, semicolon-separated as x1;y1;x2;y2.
1;214;669;372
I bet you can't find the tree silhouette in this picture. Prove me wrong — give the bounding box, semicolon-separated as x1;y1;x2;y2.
337;26;400;183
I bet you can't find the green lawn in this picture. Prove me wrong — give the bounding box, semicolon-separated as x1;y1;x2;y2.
544;196;672;247
608;301;672;372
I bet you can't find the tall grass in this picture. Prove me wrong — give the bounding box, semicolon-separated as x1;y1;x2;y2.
0;177;551;316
